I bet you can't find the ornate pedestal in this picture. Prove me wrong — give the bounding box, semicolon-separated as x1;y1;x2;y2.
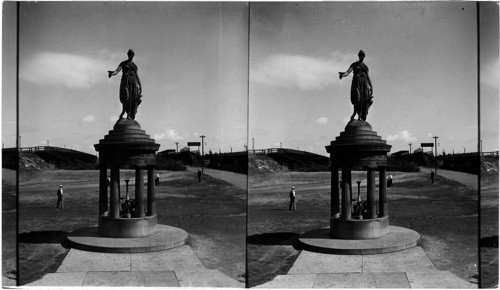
326;120;391;239
94;119;160;238
298;120;419;254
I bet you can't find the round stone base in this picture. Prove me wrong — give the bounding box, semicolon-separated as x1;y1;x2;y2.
98;215;157;238
66;224;188;253
330;216;389;239
299;226;420;255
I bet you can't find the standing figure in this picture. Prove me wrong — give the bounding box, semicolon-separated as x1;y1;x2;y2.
289;186;297;211
430;170;435;183
339;50;373;121
197;169;202;183
108;49;142;120
387;174;393;188
56;185;64;209
155;173;160;186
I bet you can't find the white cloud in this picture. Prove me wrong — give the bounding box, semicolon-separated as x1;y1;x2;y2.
387;130;417;142
316;117;328;124
153;133;166;140
20;51;120;89
82;115;95;123
250;51;351;91
154;129;184;141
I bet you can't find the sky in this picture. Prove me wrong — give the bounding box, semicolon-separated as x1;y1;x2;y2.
4;2;248;154
249;2;498;156
2;2;499;157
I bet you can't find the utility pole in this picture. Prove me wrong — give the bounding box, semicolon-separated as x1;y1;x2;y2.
175;142;179;153
200;135;205;173
230;145;232;153
408;143;412;154
433;136;438;174
252;138;254;152
280;142;282;149
47;140;49;147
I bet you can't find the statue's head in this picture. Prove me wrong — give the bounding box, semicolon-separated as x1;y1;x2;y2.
358;50;365;59
127;49;135;58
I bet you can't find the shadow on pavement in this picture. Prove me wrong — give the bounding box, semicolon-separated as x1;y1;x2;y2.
18;231;68;244
247;232;300;246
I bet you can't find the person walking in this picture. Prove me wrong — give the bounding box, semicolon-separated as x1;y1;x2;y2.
197;169;202;183
387;174;393;188
155;173;160;186
56;185;64;209
289;186;297;211
430;170;435;183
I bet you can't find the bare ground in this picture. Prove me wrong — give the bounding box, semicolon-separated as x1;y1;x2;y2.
17;169;245;285
2;169;17;286
480;171;499;288
247;171;478;287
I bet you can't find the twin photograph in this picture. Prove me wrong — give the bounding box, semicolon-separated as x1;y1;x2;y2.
3;1;498;288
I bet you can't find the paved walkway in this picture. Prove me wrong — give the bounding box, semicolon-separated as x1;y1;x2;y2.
256;246;476;288
187;166;247;190
26;245;244;287
420;167;478;190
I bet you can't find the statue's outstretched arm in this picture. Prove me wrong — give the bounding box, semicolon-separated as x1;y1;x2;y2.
339;65;353;80
108;65;122;78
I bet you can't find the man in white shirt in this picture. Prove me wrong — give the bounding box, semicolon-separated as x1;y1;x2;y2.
56;185;64;209
289;186;297;211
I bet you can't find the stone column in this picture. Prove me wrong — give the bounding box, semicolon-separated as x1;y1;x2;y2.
99;166;108;215
135;165;145;217
331;166;340;218
367;168;377;219
147;166;156;216
379;167;388;217
110;166;120;219
341;169;351;220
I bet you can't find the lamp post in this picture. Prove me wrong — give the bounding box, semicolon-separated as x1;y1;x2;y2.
433;136;438;174
200;135;205;173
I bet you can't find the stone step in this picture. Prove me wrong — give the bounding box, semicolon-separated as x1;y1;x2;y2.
176;269;244;287
256;271;476;289
406;271;477;288
25;244;244;287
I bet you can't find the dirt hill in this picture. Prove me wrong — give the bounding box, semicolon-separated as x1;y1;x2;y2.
19;152;55;171
481;157;499;176
248;155;289;175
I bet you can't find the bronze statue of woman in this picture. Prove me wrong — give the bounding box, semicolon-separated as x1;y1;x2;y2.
108;49;142;120
339;50;373;122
